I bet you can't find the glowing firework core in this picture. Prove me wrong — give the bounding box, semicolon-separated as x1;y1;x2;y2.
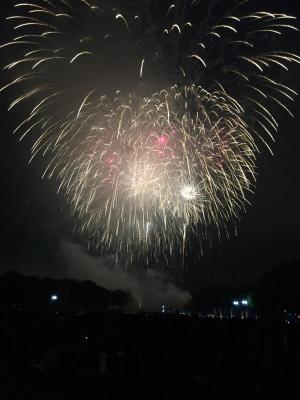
180;185;197;201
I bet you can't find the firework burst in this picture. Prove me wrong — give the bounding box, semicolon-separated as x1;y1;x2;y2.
1;0;299;261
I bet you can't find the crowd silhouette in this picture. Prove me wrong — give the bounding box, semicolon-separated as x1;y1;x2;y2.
0;309;299;399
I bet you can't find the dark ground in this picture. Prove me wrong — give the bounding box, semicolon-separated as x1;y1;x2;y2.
0;311;299;399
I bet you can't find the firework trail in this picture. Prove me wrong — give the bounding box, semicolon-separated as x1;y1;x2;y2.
1;0;299;261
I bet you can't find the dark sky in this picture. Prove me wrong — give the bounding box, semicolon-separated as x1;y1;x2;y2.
0;0;299;296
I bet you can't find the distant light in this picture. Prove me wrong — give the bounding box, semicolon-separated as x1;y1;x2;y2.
233;301;239;306
241;300;248;305
51;294;58;301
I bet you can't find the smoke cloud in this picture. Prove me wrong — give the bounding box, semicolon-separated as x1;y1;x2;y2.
61;239;191;311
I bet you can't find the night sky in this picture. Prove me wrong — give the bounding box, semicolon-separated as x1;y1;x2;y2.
0;0;299;298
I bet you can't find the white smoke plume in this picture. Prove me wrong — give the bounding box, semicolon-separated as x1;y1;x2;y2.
61;239;191;311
